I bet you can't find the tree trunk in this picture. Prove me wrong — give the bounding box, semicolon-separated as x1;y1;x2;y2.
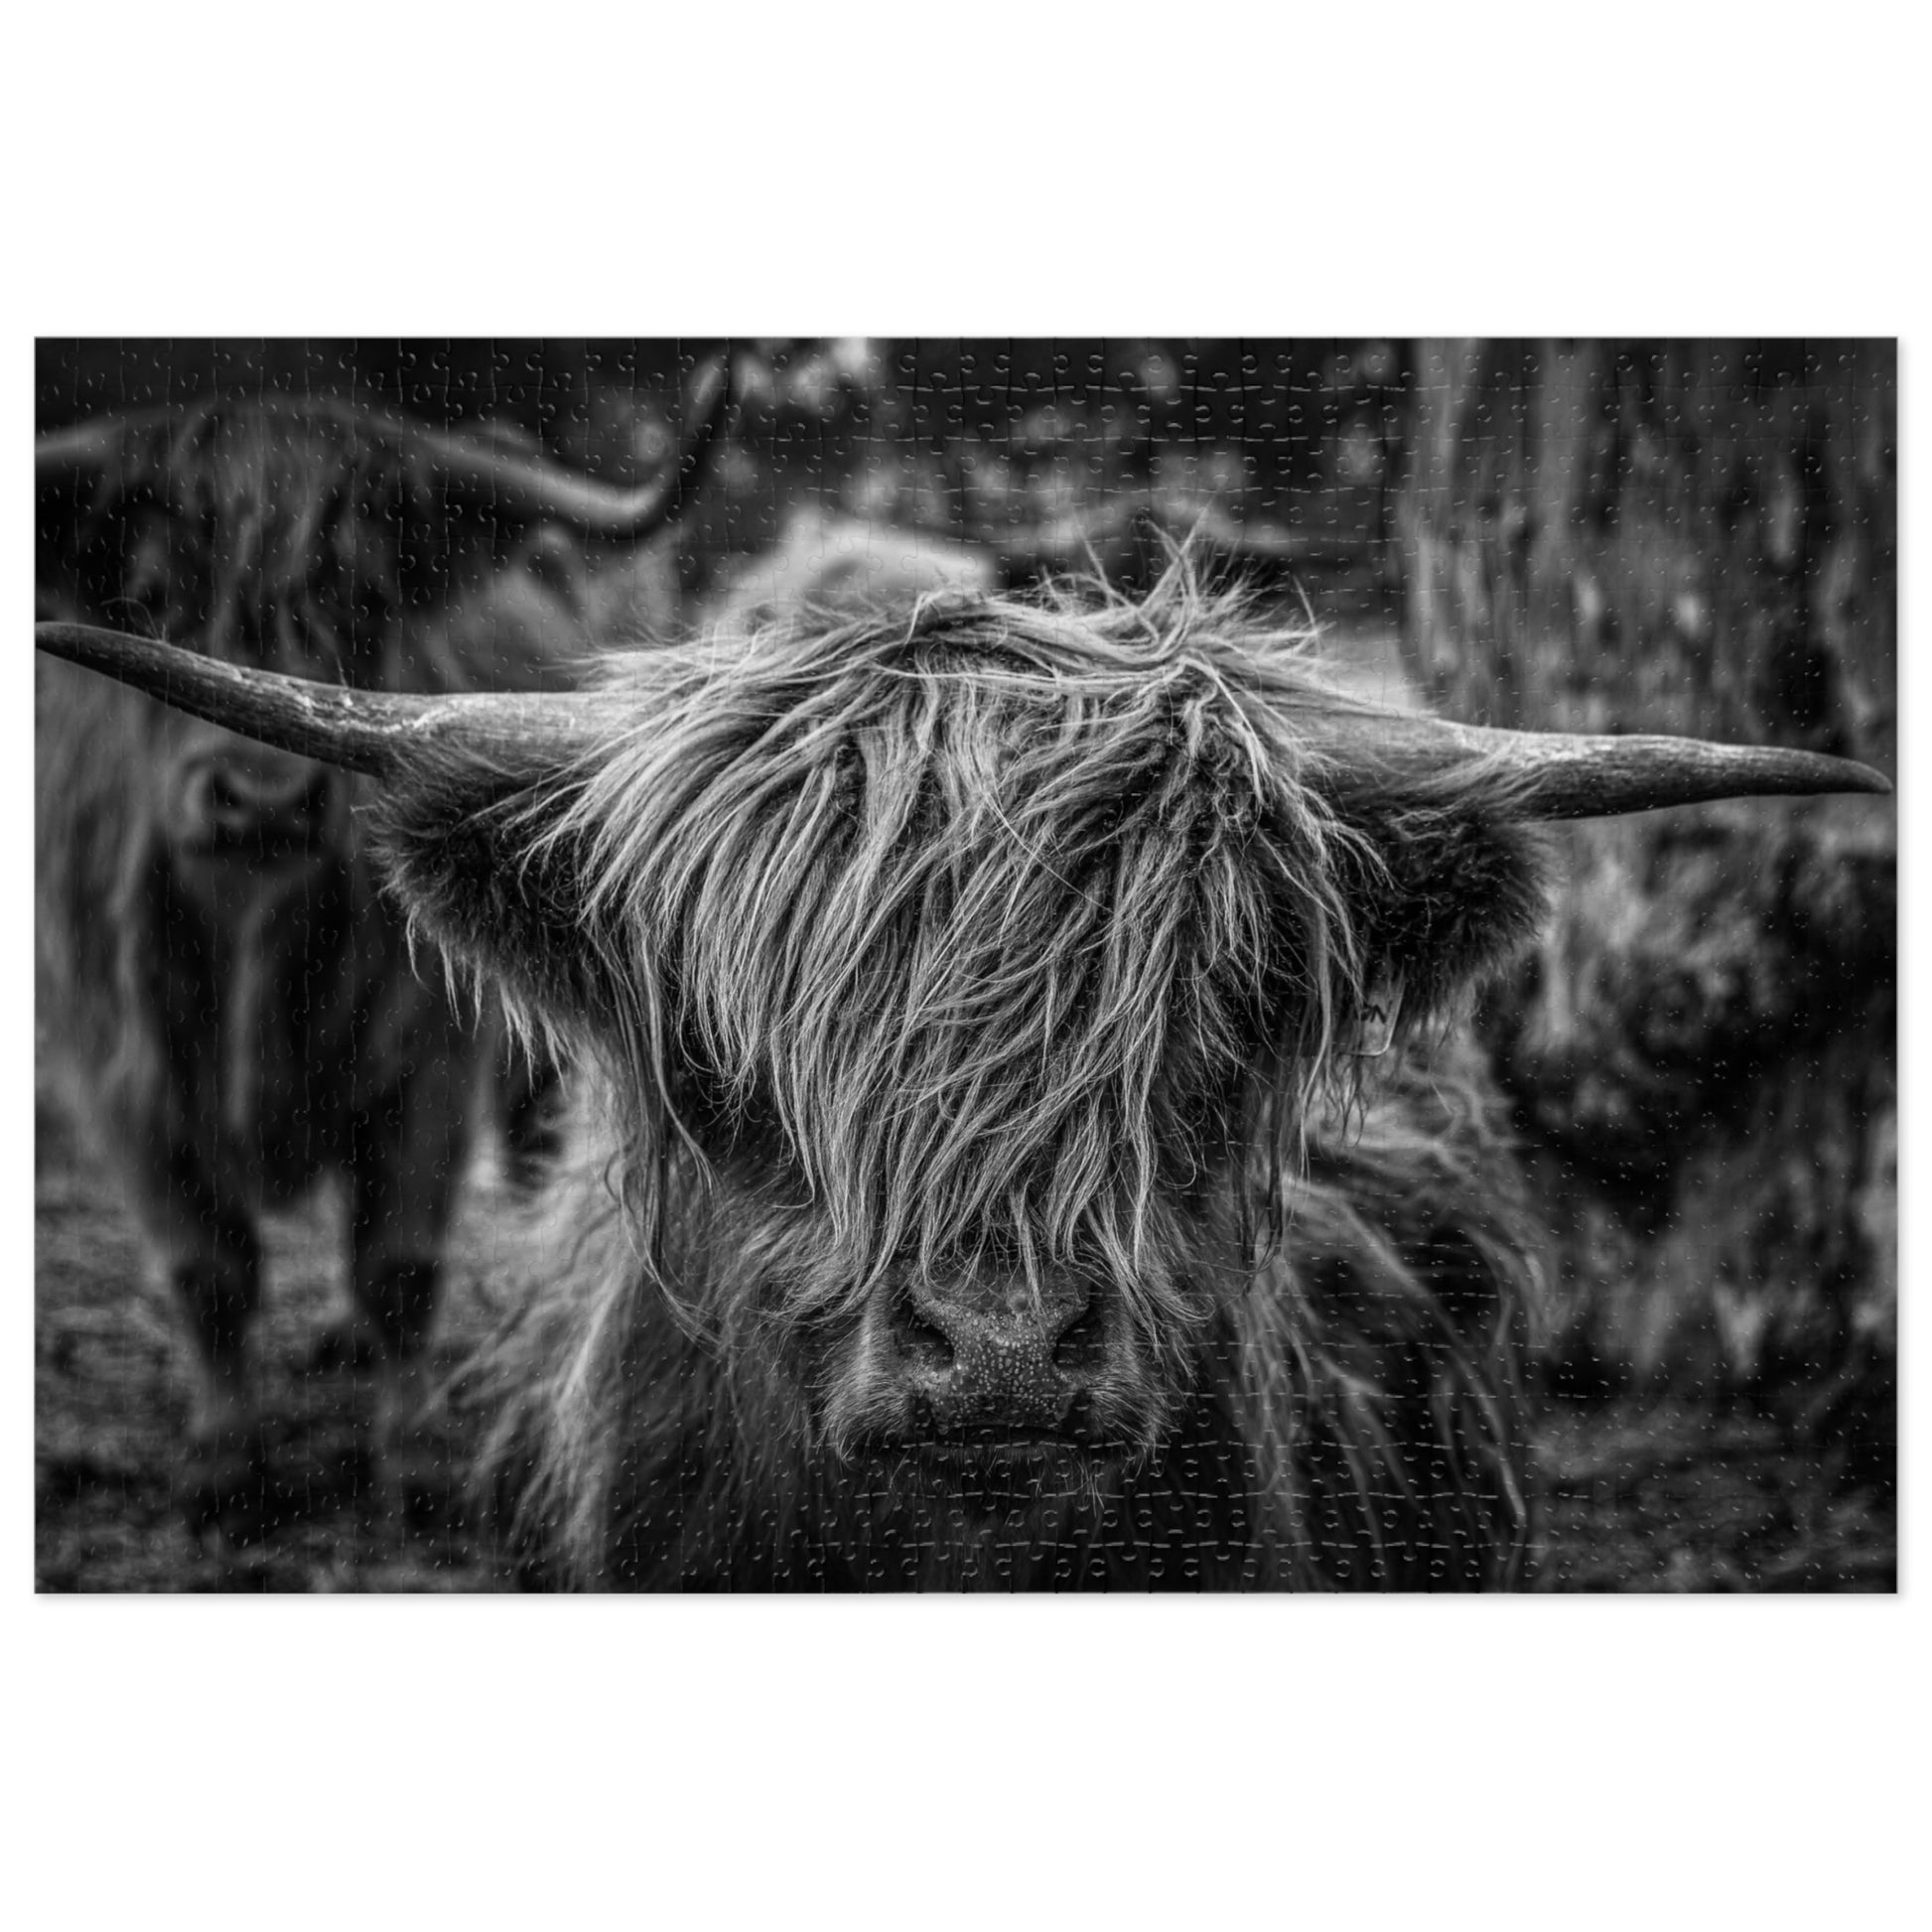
1399;341;1895;1466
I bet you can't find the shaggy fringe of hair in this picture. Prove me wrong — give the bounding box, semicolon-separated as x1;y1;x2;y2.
507;558;1394;1329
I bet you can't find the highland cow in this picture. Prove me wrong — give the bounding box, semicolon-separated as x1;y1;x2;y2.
35;556;1886;1585
34;358;729;1539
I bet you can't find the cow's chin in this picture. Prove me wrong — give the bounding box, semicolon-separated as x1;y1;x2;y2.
799;1326;1171;1524
852;1434;1131;1522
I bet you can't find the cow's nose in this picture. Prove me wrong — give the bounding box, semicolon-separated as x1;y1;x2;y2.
180;753;334;848
897;1275;1095;1435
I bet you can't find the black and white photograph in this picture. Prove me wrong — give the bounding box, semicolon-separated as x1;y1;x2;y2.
9;16;1925;1928
32;336;1898;1593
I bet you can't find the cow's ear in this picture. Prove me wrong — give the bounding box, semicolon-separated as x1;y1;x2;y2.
1336;797;1551;1028
364;744;617;1029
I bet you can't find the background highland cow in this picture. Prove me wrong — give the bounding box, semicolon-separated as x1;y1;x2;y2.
34;347;730;1551
33;339;1895;1590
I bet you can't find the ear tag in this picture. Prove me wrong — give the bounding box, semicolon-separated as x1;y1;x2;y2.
1352;969;1405;1058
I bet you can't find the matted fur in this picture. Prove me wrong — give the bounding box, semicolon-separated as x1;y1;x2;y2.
369;557;1553;1588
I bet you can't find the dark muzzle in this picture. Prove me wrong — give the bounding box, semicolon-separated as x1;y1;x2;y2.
171;745;338;857
894;1274;1101;1442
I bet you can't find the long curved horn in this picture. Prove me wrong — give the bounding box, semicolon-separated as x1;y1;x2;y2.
36;351;736;541
37;407;180;474
1286;697;1891;819
375;351;735;538
37;623;600;777
41;619;1892;817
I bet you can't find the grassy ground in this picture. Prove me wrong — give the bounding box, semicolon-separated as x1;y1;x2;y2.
35;1084;1894;1593
33;1097;509;1592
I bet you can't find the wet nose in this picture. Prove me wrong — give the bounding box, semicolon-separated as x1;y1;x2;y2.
179;751;334;848
896;1275;1096;1435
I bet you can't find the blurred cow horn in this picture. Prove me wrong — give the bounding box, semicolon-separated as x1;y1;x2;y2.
36;352;737;542
1288;699;1891;818
36;623;600;778
36;407;178;476
378;352;736;538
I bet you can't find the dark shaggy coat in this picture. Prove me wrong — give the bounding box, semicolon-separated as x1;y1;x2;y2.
367;564;1554;1588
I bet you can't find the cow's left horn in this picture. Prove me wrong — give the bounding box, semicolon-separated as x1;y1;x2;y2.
1292;703;1890;817
37;623;600;778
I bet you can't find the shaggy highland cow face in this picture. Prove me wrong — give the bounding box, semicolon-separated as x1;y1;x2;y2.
362;575;1554;1508
38;406;418;911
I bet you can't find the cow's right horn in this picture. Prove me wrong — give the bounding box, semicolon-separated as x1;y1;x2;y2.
378;351;736;539
36;352;738;544
37;623;601;778
36;407;178;476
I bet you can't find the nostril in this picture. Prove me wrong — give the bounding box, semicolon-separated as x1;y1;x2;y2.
891;1297;956;1373
291;772;333;824
1051;1300;1105;1376
176;758;335;852
202;766;244;814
